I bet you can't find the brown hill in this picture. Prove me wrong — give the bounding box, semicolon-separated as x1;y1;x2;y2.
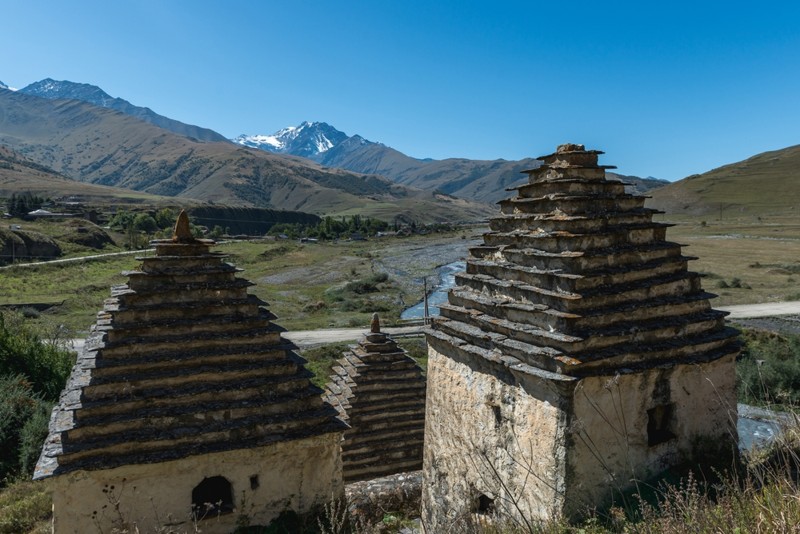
311;130;668;202
647;144;800;217
0;90;492;222
0;145;174;204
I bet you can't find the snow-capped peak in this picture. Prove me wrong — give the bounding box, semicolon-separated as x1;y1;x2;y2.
232;121;350;159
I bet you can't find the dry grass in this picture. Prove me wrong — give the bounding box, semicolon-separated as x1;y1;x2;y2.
661;215;800;306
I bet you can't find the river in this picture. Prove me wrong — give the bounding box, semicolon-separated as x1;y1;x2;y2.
400;261;464;320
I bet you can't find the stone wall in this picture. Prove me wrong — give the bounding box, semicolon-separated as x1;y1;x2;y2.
566;354;737;515
49;434;342;534
421;345;572;529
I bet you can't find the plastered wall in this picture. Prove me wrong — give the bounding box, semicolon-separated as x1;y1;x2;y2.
49;433;343;534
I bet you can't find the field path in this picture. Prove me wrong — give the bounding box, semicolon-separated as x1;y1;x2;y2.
718;301;800;319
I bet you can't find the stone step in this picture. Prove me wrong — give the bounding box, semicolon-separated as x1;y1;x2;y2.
482;224;670;253
343;441;424;466
83;357;299;393
86;345;293;375
50;410;344;471
495;241;683;273
101;313;275;344
93;325;286;358
106;295;267;324
66;392;325;441
113;282;252;308
467;255;689;293
488;209;657;235
343;442;424;466
510;178;627;198
446;284;714;334
70;366;314;407
138;254;232;274
342;419;426;446
346;402;426;424
343;457;423;483
455;270;702;313
125;269;238;291
499;195;646;216
440;304;727;358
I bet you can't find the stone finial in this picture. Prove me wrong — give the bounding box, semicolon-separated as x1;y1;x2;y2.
370;313;381;334
557;143;585;153
172;210;194;243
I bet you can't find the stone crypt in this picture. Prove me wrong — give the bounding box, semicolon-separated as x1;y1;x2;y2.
421;144;740;528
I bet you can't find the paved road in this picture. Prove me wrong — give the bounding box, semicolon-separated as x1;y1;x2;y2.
717;301;800;319
64;301;800;354
67;325;425;353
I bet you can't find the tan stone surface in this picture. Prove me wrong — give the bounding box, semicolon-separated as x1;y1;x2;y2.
566;354;738;515
421;346;569;530
50;433;343;534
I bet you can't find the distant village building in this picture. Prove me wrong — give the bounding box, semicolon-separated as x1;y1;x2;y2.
421;144;740;528
324;314;426;482
35;211;346;533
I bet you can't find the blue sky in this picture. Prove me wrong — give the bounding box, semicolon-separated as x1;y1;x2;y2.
2;1;799;181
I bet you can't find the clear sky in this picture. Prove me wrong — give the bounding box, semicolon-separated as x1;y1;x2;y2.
2;1;799;181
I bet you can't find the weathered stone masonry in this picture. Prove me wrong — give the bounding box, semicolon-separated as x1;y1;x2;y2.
35;212;346;533
325;314;426;482
422;144;740;528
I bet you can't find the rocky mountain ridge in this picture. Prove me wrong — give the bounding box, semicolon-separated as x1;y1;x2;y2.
0;88;492;222
19;78;228;143
235;121;667;202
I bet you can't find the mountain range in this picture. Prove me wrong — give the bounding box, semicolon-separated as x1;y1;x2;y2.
18;79;228;143
0;87;491;222
235;121;668;202
3;76;797;223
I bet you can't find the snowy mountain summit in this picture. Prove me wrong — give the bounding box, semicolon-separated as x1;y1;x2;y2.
0;81;8;90
233;121;355;160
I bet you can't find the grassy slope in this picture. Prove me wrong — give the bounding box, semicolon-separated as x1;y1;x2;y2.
648;144;800;217
0;145;177;204
0;90;493;223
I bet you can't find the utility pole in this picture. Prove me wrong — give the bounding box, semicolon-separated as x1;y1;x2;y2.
423;277;430;325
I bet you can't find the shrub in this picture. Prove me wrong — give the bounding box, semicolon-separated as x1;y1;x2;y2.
0;376;48;481
18;402;52;476
0;312;74;401
737;330;800;406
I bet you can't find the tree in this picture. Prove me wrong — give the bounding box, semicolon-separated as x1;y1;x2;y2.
132;213;158;234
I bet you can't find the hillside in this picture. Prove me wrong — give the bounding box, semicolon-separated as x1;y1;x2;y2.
647;144;800;217
0;89;493;222
0;145;175;204
18;79;228;143
236;122;667;202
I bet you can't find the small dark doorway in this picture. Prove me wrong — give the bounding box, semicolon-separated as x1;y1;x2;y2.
475;493;495;515
192;476;234;520
647;403;676;446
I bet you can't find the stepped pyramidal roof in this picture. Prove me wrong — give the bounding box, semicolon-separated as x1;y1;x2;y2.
426;143;740;378
35;211;345;479
325;314;426;482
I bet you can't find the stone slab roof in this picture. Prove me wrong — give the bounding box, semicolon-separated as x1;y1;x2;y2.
427;144;740;378
35;212;346;479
